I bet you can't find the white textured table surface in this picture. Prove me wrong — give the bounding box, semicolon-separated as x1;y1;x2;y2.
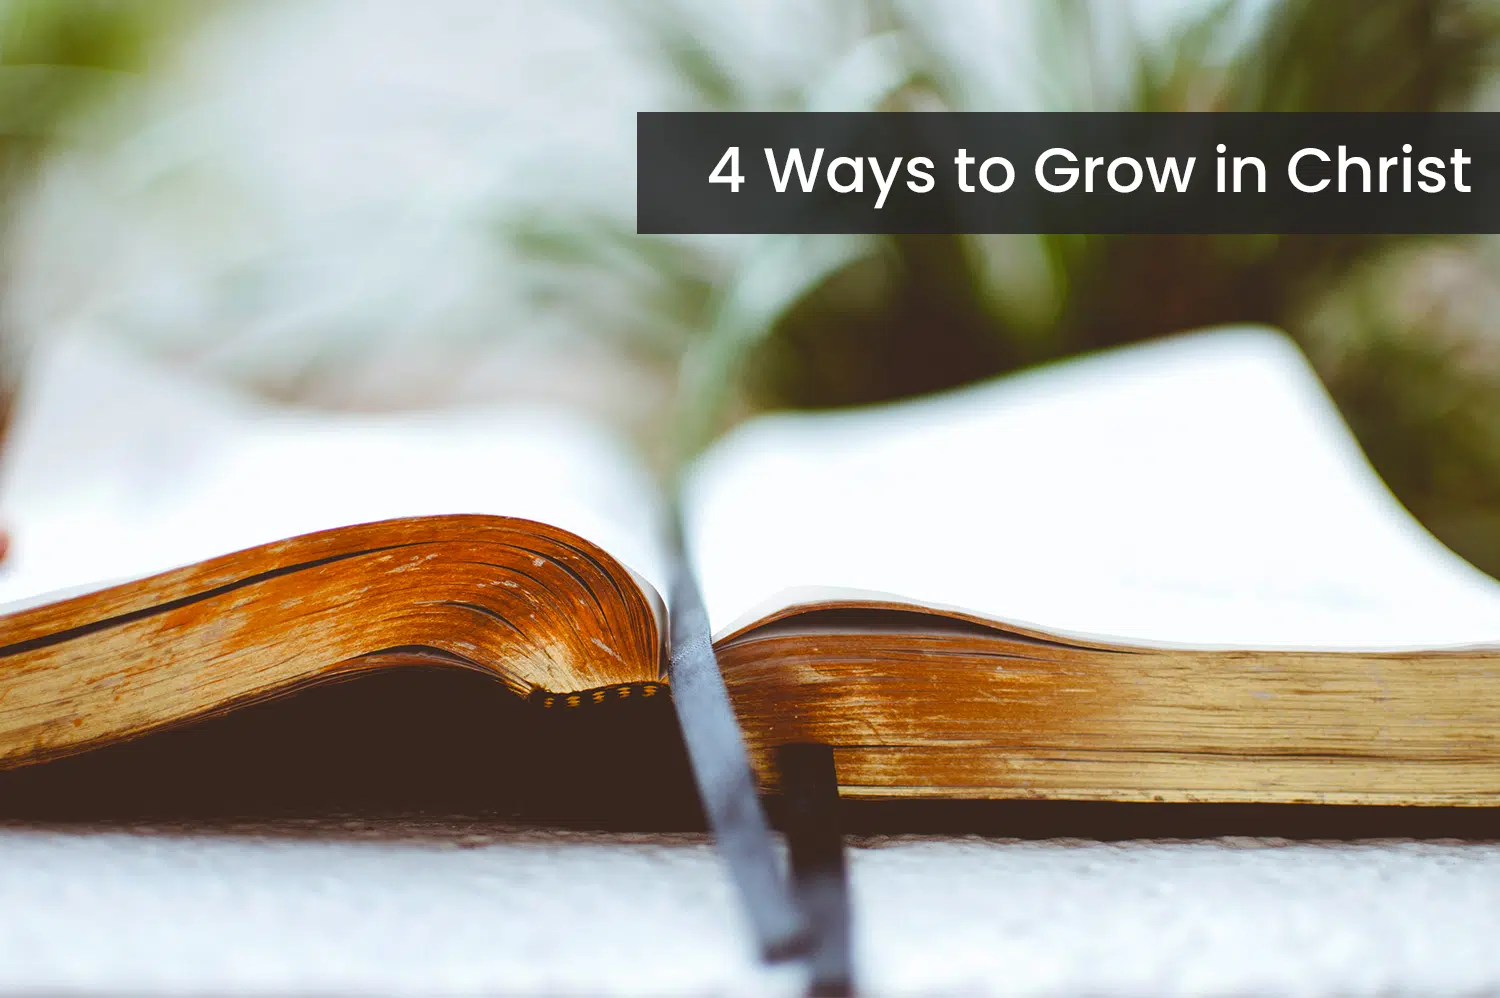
2;823;1499;996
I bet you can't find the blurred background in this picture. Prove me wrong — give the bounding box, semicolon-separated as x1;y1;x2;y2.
2;0;1499;576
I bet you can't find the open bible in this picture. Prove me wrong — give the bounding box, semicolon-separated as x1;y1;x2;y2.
3;327;1500;805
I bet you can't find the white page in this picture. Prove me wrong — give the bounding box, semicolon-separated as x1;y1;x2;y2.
684;326;1500;650
0;335;669;610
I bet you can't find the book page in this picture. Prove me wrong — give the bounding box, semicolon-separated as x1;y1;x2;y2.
683;327;1500;651
0;335;670;610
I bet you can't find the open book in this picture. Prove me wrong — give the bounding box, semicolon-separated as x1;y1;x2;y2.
3;327;1500;805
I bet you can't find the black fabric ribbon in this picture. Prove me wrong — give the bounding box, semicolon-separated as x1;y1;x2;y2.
778;743;855;997
667;543;809;961
665;513;854;991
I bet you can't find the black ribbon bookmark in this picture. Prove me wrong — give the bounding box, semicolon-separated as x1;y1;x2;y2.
666;540;809;961
777;743;855;998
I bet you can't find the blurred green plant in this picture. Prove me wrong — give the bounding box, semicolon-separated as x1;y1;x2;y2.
0;1;197;209
507;0;1500;576
0;0;202;413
